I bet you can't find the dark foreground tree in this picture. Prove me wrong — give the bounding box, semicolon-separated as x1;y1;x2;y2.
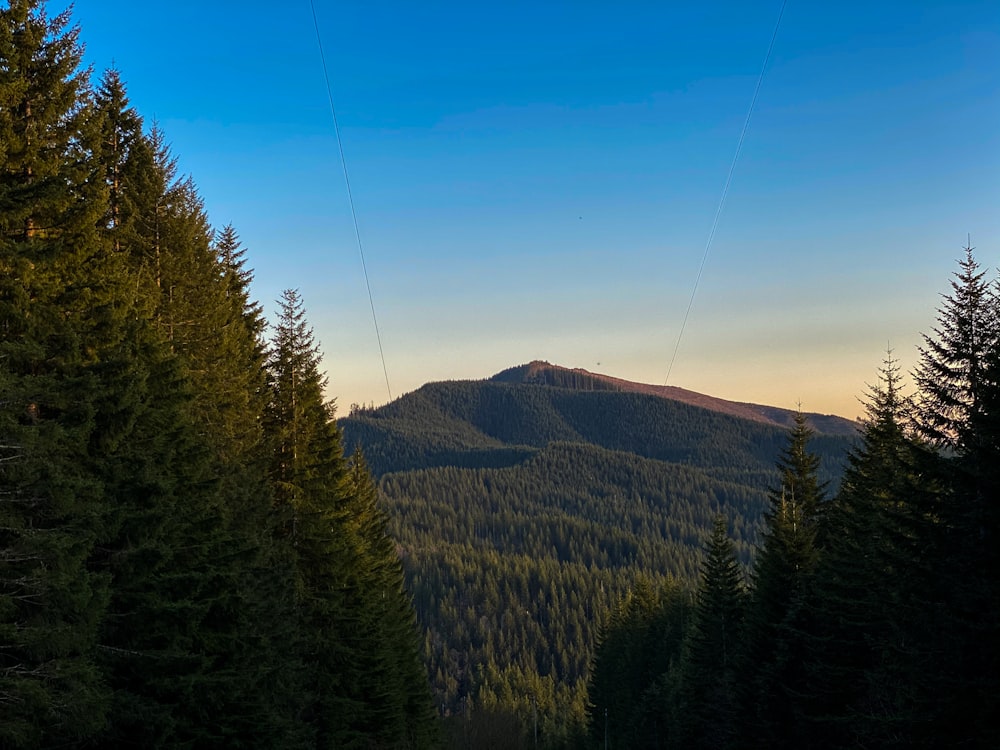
739;412;825;747
0;2;117;742
265;289;360;747
803;354;937;747
676;515;746;749
586;577;691;750
345;449;439;748
913;246;1000;745
265;289;436;748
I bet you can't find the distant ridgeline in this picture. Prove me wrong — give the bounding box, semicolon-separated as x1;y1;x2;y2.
340;362;856;734
343;360;854;481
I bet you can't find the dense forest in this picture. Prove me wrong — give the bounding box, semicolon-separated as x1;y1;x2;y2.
3;2;997;749
341;373;857;741
581;252;1000;750
1;2;435;747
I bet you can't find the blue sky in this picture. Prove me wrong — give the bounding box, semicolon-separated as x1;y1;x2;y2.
62;0;999;418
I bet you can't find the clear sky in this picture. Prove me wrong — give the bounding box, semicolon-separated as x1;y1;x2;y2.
61;0;998;419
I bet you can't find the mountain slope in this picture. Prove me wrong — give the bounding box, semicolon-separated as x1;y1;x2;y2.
339;362;857;736
490;360;858;436
342;362;853;483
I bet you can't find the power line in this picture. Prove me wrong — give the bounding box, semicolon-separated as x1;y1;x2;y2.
309;0;393;402
663;0;787;386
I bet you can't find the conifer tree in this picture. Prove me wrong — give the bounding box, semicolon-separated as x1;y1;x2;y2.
804;354;935;747
265;289;365;748
740;412;825;747
345;449;439;749
93;68;143;251
266;293;436;748
205;225;311;746
586;578;691;750
915;245;997;451
0;2;114;742
678;515;745;749
88;62;299;750
93;78;269;459
913;246;1000;744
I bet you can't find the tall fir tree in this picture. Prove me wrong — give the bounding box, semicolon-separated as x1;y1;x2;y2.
4;3;430;746
344;448;439;749
677;515;746;750
265;289;367;748
739;411;825;748
913;246;1000;745
87;58;303;749
915;245;997;451
206;225;311;747
210;224;270;461
0;2;116;743
88;70;312;746
92;68;143;252
265;293;438;747
586;577;691;750
803;353;938;747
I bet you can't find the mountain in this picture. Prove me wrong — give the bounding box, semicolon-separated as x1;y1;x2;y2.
342;360;854;482
339;362;857;738
491;360;857;436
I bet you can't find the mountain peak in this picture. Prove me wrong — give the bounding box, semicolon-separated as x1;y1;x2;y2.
490;361;856;436
491;361;621;392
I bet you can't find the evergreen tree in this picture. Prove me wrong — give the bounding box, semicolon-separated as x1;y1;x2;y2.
0;2;114;742
913;246;1000;745
586;578;691;750
677;515;745;749
93;67;143;251
740;412;825;747
345;449;439;749
212;224;270;459
92;77;269;459
266;292;436;748
87;61;300;750
804;353;936;747
915;245;997;451
265;289;365;748
206;225;311;748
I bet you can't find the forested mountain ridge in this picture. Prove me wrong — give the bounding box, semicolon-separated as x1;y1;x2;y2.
491;360;858;436
340;365;857;742
341;362;855;480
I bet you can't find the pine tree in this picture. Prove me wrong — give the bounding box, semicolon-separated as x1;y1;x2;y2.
586;577;691;750
87;66;301;748
345;449;439;749
804;353;936;747
677;515;746;750
93;77;264;444
0;2;115;742
204;225;311;747
265;289;365;748
915;245;996;451
93;68;143;252
913;246;1000;745
740;412;825;747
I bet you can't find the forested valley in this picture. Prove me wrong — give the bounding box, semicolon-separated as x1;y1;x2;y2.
343;332;999;750
3;2;998;749
340;369;857;743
